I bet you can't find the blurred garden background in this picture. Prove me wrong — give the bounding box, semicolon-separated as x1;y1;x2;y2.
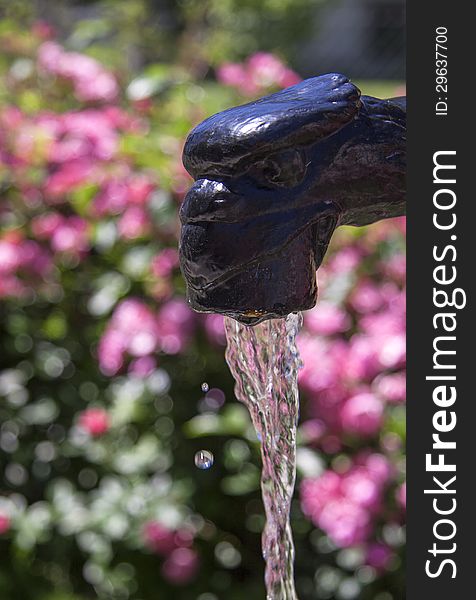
0;1;405;599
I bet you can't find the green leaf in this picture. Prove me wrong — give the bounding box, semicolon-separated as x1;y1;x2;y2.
221;464;260;495
71;184;98;216
42;312;67;340
183;404;250;438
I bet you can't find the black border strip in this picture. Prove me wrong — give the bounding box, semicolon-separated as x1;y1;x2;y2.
407;2;473;597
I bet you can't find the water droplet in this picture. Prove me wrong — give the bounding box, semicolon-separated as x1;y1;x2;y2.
194;450;214;470
201;382;209;393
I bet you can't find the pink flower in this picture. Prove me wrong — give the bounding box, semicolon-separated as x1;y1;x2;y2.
157;298;195;354
161;547;199;585
92;173;154;217
32;20;55;40
394;216;406;233
12;122;54;164
44;159;95;200
151;248;179;278
384;253;406;282
350;280;385;314
128;356;157;377
38;42;118;103
0;239;22;274
143;521;176;555
174;527;195;548
377;334;406;371
142;521;196;559
75;69;118;104
98;298;161;375
360;310;404;337
299;419;326;444
37;41;63;72
304;302;350;336
341;468;381;511
50;216;89;255
127;173;155;204
301;455;391;548
0;235;53;296
112;298;160;357
217;52;301;96
78;408;110;437
101;106;144;132
374;372;406;404
345;335;381;381
0;275;25;299
247;52;300;89
118;206;151;240
301;471;342;519
31;213;64;239
397;482;406;510
170;160;193;200
305;384;348;433
319;498;371;547
340;392;384;437
0;106;23;133
328;246;363;274
302;471;374;547
216;63;249;90
0;513;11;535
97;329;126;376
19;240;53;277
365;542;394;571
298;336;338;392
203;314;226;346
55;110;119;162
362;453;393;484
149;279;174;303
92;179;129;216
345;306;406;377
280;68;302;88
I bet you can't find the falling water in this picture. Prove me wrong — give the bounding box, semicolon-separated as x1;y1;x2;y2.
224;312;303;600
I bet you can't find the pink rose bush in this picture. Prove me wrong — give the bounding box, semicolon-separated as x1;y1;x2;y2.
298;220;406;566
217;52;301;96
98;297;195;375
38;41;119;103
298;221;406;443
301;453;391;547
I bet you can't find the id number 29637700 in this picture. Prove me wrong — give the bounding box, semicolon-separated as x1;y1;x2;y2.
435;26;448;116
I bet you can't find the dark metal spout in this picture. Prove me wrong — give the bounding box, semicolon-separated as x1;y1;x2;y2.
179;74;406;325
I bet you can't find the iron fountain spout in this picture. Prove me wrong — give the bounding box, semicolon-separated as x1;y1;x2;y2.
179;73;406;325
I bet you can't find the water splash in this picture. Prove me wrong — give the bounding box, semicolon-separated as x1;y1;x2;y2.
224;313;303;600
195;449;214;469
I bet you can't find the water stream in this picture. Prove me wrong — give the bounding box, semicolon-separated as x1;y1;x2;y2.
224;313;303;600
